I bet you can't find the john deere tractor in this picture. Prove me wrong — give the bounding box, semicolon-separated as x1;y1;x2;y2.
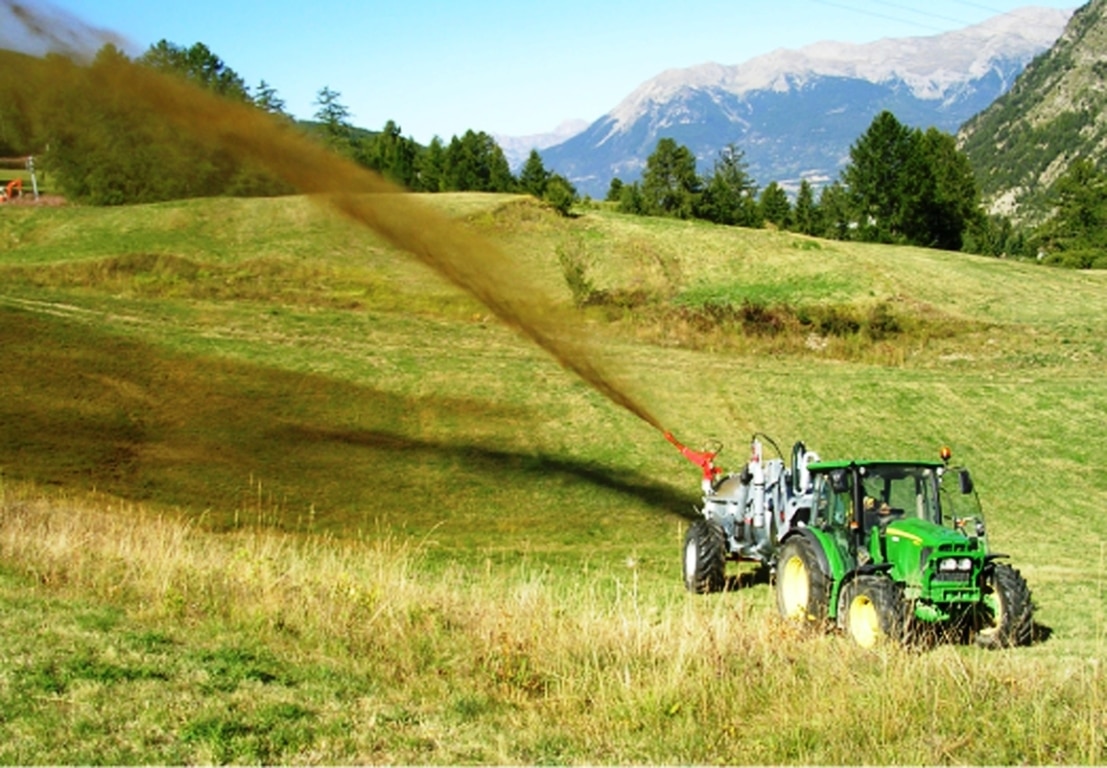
775;451;1034;647
672;433;1034;648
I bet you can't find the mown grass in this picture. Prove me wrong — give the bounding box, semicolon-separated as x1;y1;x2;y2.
0;193;1105;762
0;485;1102;764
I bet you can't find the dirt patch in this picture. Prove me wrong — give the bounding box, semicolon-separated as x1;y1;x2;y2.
1;194;67;207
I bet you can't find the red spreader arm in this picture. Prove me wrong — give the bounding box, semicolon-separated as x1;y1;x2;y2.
664;431;722;484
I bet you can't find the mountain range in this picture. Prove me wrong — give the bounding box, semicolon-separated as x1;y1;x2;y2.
517;6;1073;199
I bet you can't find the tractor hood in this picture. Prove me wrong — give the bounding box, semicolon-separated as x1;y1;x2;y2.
882;517;972;550
879;516;984;596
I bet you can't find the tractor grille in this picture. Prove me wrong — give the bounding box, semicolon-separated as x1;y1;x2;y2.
932;571;972;582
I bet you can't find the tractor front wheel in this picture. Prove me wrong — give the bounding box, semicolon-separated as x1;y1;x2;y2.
775;535;829;626
839;575;906;648
974;562;1033;648
683;519;726;593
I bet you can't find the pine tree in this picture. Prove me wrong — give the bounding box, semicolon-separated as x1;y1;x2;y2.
842;111;981;250
313;86;354;156
444;130;515;192
518;149;551;198
1031;159;1107;267
414;137;447;192
793;179;819;235
843;110;917;243
697;143;758;226
605;178;624;203
817;181;852;240
759;181;791;229
640;138;701;219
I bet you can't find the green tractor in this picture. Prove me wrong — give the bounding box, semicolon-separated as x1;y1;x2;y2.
775;450;1034;648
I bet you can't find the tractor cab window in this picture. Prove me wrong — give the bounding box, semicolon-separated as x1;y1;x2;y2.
812;471;852;529
939;468;983;524
857;464;940;529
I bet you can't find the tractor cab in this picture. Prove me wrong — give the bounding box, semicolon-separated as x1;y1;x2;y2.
809;459;946;539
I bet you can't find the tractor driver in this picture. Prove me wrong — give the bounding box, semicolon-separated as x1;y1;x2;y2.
862;490;894;530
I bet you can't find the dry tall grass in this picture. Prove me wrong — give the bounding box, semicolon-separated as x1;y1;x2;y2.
2;481;1102;763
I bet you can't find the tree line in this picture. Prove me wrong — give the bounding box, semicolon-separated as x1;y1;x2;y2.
608;111;1106;267
2;40;1100;267
609;112;987;254
0;41;577;213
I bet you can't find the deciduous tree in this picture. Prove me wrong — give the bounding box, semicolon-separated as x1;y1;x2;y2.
139;40;249;101
543;174;577;216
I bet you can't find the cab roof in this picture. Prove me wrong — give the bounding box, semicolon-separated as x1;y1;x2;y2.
807;459;945;472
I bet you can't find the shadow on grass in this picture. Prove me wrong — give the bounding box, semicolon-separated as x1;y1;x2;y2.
0;305;700;532
277;423;702;522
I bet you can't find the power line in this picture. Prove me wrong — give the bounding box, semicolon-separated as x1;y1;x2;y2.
868;0;973;27
807;0;950;34
947;0;1010;14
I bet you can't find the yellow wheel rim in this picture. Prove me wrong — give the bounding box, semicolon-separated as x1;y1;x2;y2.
848;593;882;648
780;555;809;618
977;588;1004;640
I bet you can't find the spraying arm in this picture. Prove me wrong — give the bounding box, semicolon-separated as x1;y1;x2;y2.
664;431;723;488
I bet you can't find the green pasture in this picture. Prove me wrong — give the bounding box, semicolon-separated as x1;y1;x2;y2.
0;193;1104;762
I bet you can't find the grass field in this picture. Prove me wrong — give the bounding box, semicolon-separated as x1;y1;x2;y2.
0;193;1105;763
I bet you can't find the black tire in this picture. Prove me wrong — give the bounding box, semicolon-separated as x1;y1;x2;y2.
838;575;906;648
974;562;1034;648
682;519;726;593
775;535;829;625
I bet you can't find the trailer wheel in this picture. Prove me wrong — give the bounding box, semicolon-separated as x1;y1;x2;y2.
974;562;1033;648
682;519;726;593
839;575;905;648
775;535;829;625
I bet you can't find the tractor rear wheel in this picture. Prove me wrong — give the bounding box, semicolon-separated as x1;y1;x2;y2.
682;519;726;593
839;575;906;648
775;535;829;625
974;562;1033;648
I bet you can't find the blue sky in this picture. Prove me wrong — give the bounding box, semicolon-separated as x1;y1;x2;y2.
39;0;1078;144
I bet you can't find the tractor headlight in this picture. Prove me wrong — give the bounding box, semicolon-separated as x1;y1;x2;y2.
938;557;974;572
958;557;973;571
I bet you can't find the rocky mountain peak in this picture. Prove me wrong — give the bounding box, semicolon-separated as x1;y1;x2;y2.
608;6;1072;131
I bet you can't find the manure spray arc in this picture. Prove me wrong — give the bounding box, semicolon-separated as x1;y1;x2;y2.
2;0;666;437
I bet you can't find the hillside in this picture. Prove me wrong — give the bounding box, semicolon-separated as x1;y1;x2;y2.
961;0;1107;220
1;192;1104;558
0;194;1105;762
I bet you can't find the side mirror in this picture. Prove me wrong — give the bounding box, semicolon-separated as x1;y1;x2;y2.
830;468;851;494
959;469;974;495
